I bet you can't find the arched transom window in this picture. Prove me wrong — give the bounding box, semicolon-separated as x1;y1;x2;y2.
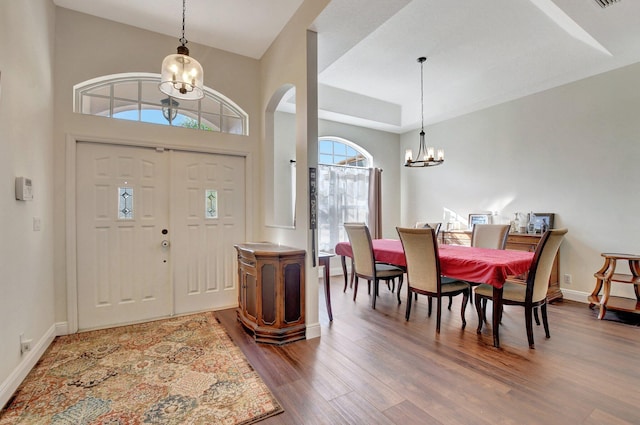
73;73;248;135
319;137;371;166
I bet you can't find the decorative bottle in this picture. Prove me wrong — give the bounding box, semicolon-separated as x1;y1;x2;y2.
528;211;535;234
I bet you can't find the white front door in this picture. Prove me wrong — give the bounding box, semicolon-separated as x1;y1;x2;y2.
76;143;171;329
76;142;245;330
171;151;245;314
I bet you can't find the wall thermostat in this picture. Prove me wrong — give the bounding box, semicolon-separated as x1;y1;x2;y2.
15;177;33;201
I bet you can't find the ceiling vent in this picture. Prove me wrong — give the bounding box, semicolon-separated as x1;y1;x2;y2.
595;0;621;8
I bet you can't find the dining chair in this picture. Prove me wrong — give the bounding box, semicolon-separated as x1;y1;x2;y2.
414;221;442;235
456;223;512;310
408;222;442;303
470;224;510;249
474;228;567;348
397;227;470;333
343;223;405;309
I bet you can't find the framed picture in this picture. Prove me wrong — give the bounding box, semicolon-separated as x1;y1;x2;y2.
531;213;554;232
468;213;491;230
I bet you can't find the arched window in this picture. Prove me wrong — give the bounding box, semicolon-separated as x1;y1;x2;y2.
319;137;372;167
73;73;248;135
317;137;373;252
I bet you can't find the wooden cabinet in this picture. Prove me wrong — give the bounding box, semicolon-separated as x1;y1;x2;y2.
235;242;306;345
440;231;562;302
440;230;472;246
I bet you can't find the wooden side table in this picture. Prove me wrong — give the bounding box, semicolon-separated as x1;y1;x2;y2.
319;252;335;321
589;253;640;319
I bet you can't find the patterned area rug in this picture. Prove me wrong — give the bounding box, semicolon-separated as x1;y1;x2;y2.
0;312;283;424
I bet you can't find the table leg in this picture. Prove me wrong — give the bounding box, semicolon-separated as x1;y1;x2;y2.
590;257;611;308
320;256;333;321
599;278;611;320
492;286;503;348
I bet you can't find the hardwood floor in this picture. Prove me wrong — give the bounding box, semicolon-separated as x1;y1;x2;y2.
216;275;640;425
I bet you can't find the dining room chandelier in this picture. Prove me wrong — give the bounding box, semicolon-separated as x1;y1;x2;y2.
159;0;204;100
404;57;444;168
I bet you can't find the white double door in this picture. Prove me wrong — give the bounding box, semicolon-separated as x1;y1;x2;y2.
76;142;245;330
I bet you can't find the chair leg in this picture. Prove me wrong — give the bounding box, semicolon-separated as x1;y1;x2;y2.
541;303;550;339
349;259;355;289
353;277;359;301
481;298;488;322
460;289;468;329
525;305;535;349
448;295;453;310
475;294;484;333
397;278;403;304
340;255;353;292
372;279;378;309
436;296;442;334
533;306;541;326
405;289;413;320
427;296;433;317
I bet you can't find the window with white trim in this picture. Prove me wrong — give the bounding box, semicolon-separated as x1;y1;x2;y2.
318;137;373;252
73;73;248;135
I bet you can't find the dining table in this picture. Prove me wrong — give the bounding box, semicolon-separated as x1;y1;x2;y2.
335;239;534;348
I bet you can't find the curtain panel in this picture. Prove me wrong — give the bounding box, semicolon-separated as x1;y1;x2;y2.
317;165;382;253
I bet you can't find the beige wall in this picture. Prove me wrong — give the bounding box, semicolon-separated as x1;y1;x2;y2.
400;60;640;301
0;0;56;403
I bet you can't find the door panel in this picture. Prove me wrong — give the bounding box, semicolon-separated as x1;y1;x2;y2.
171;151;245;314
76;143;171;330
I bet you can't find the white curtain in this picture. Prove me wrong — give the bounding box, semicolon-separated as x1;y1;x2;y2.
317;164;371;253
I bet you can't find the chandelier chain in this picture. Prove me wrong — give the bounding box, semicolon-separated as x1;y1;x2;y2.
179;0;187;46
420;58;424;132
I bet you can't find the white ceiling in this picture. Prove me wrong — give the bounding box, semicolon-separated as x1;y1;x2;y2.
53;0;640;134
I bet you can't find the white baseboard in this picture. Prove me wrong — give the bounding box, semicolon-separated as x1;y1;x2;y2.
55;321;69;336
559;288;589;303
306;322;321;340
0;323;56;410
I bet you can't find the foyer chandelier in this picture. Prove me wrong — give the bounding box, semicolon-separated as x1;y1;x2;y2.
404;57;444;168
159;0;204;100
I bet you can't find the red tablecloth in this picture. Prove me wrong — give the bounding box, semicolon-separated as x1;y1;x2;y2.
335;239;533;288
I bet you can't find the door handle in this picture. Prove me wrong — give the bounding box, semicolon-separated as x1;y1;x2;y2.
161;240;170;248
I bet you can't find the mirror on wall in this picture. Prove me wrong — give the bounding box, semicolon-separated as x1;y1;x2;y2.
266;85;296;228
